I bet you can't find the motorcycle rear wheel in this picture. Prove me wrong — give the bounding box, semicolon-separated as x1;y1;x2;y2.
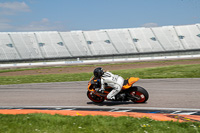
87;91;105;103
129;86;149;103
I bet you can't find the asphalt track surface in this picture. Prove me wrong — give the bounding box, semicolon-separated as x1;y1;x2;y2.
0;78;200;111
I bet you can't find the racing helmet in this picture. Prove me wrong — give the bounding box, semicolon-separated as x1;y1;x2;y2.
93;67;104;78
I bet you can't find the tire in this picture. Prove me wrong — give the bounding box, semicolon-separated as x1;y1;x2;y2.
129;86;149;103
87;91;105;103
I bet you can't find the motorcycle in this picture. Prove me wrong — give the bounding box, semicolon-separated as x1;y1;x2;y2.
87;76;149;103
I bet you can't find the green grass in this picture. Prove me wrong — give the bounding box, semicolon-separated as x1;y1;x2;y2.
0;114;199;133
112;64;200;79
0;72;92;85
0;64;200;85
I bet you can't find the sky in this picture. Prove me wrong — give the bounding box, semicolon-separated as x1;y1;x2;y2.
0;0;200;32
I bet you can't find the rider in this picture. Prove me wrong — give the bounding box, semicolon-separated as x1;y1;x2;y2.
93;67;124;100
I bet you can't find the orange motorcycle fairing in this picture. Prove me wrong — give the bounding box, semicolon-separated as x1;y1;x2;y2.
87;77;96;91
122;77;140;90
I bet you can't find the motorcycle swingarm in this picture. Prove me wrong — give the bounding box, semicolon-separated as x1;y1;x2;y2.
92;91;107;97
126;93;141;101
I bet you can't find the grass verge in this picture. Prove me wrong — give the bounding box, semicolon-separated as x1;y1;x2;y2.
0;64;200;85
112;64;200;79
0;114;199;133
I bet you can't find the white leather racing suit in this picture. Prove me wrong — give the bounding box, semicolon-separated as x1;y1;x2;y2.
100;71;124;100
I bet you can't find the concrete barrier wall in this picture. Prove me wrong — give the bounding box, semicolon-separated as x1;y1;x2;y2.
0;24;200;61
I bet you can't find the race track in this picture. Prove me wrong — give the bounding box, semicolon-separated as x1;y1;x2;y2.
0;78;200;110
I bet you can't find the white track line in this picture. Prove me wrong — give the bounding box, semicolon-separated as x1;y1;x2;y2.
1;106;200;111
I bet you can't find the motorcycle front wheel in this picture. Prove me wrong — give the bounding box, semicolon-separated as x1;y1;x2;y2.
87;91;105;103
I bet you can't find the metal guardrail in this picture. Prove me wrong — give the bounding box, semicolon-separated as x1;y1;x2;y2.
0;54;200;68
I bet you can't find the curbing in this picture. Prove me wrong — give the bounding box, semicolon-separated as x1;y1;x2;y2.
0;109;199;122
